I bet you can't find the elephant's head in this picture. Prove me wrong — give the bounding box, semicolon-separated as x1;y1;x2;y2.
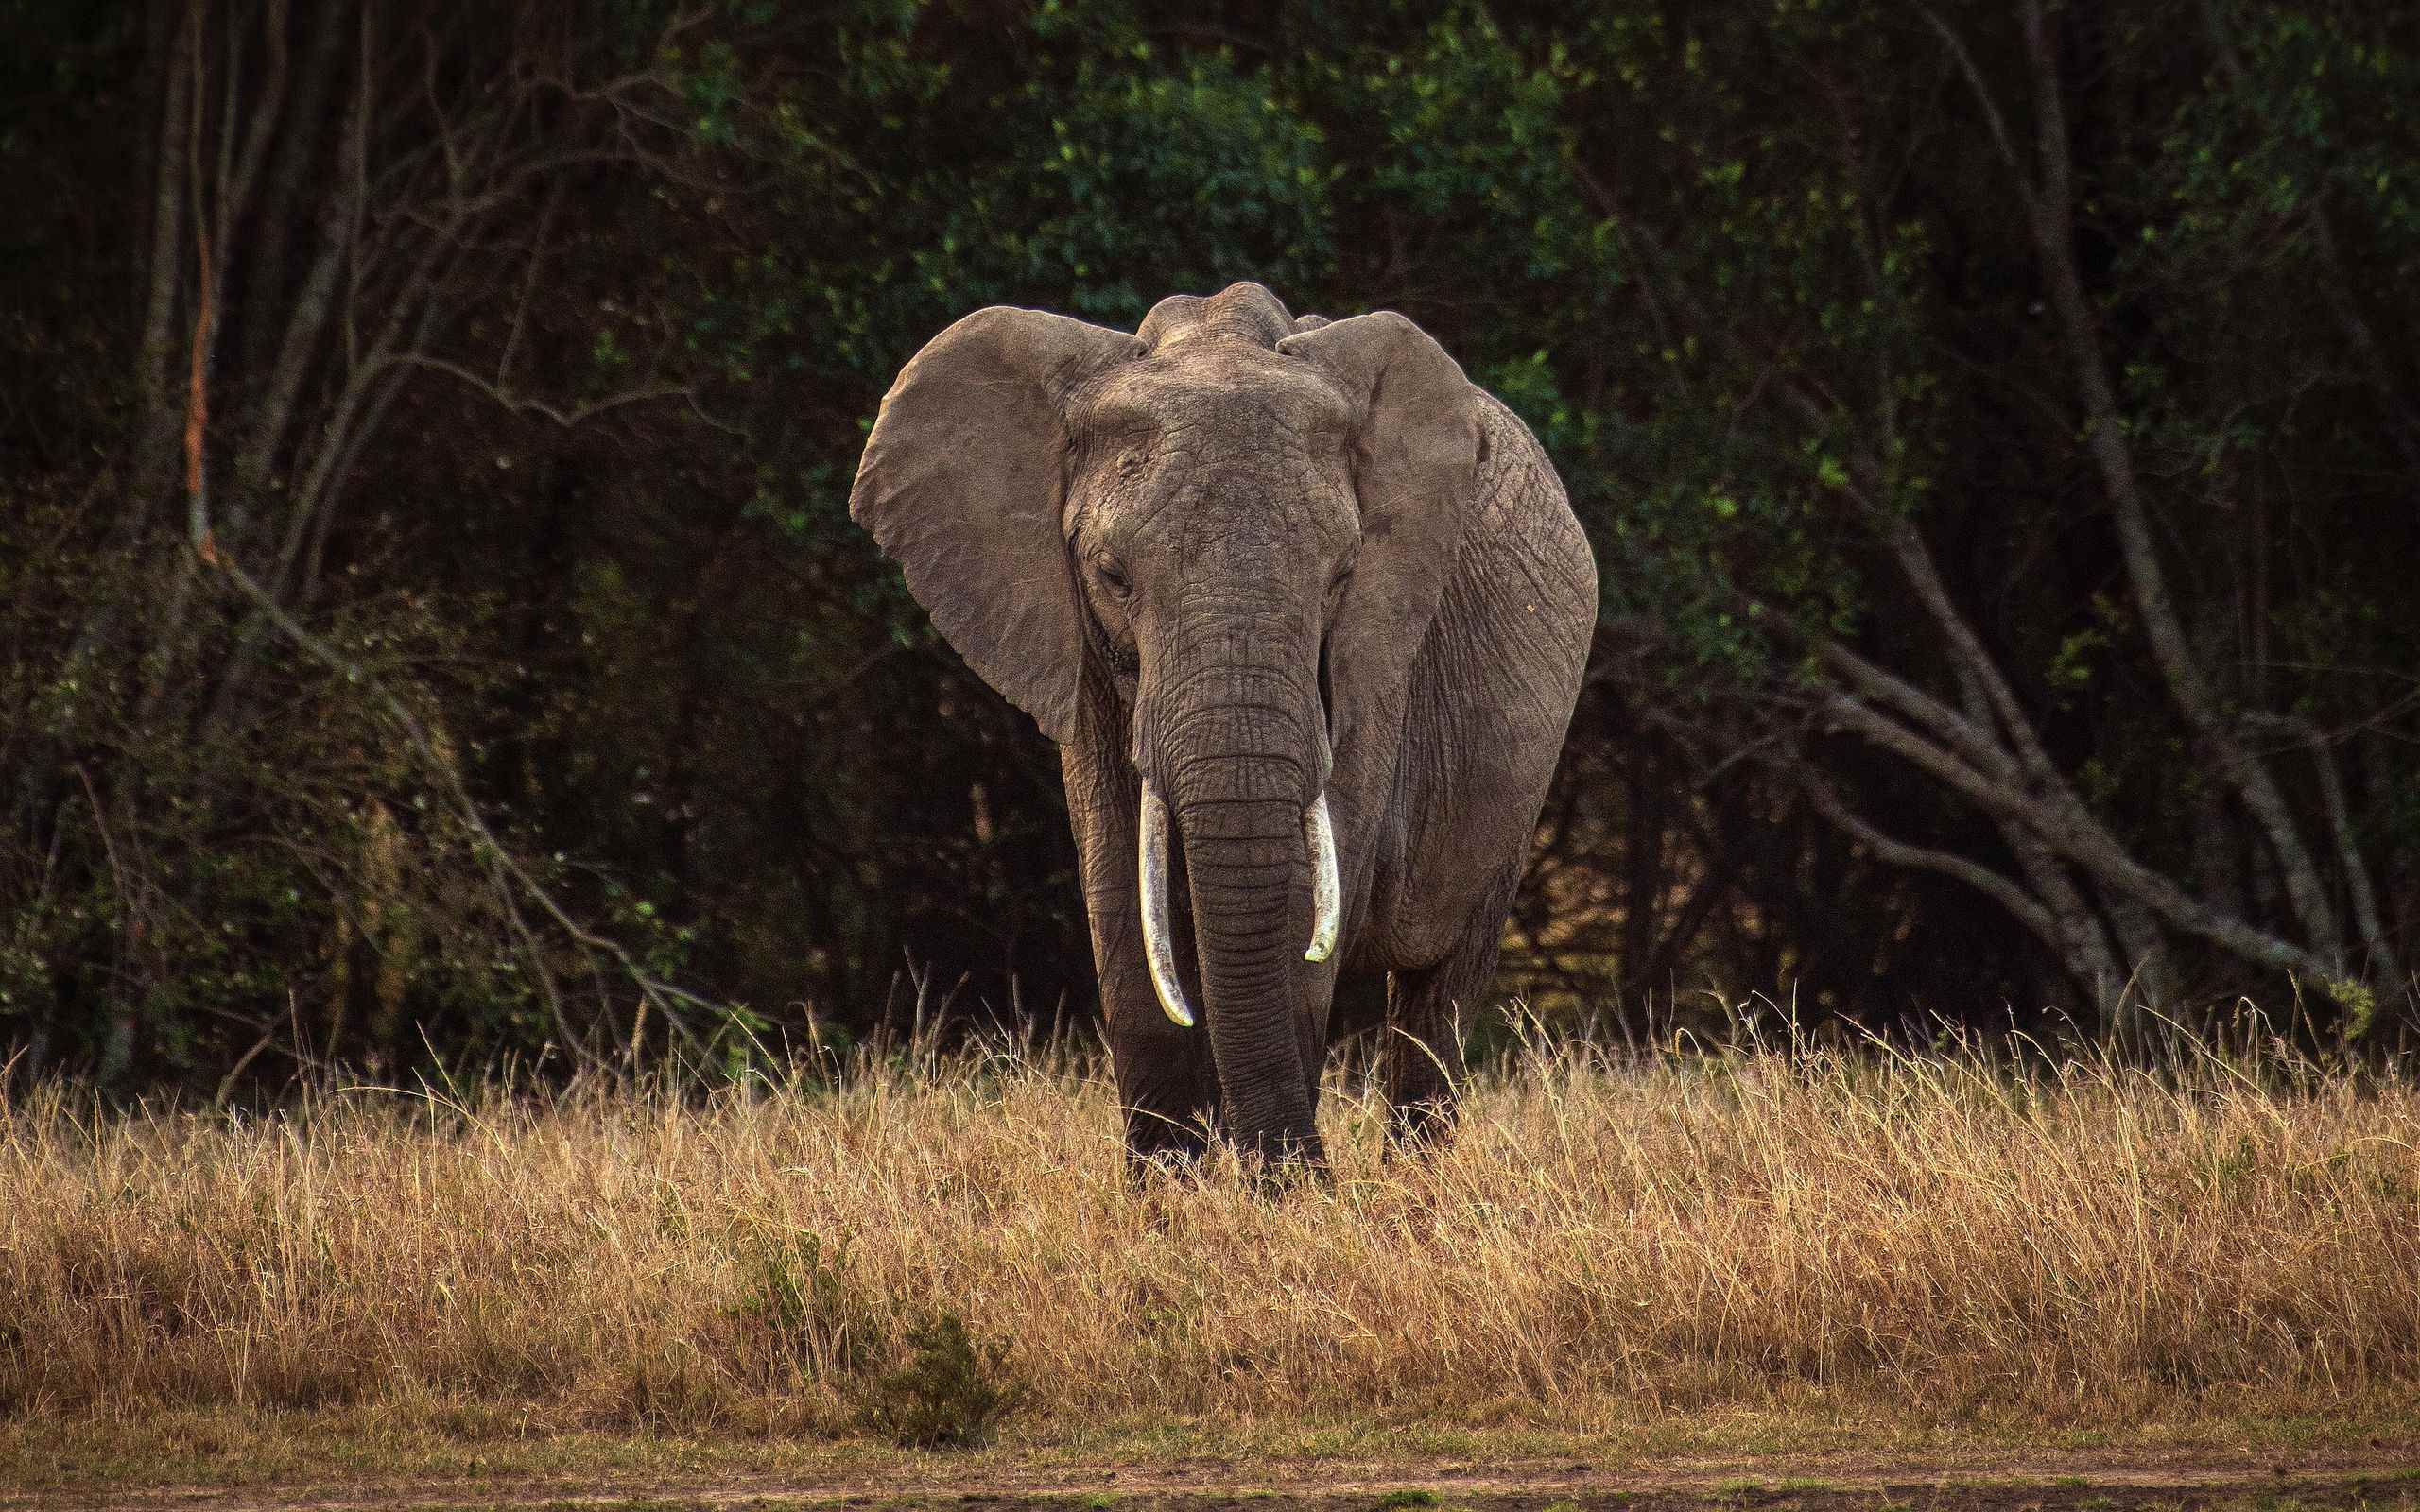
850;283;1479;1159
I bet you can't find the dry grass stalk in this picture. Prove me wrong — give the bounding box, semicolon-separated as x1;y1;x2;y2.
2;1029;2415;1435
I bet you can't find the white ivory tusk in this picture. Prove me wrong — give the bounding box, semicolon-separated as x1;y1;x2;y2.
1138;783;1196;1027
1304;793;1340;964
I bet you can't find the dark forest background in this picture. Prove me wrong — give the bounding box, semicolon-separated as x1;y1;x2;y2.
2;0;2414;1093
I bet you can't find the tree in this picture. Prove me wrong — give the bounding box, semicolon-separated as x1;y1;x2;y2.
4;0;2412;1093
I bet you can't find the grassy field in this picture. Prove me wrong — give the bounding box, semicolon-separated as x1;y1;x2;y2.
2;1026;2417;1494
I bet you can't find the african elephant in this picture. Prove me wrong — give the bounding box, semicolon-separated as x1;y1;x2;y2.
850;283;1596;1168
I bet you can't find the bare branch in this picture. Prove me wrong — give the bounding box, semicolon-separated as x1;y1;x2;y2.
2248;713;2402;990
388;353;700;429
219;0;290;246
188;433;717;1071
495;177;561;388
2004;824;2132;1017
1917;6;2032;197
342;0;373;373
1812;639;2020;783
418;19;464;189
175;14;719;1074
1820;688;2339;984
129;3;199;523
232;236;342;505
1799;765;2062;950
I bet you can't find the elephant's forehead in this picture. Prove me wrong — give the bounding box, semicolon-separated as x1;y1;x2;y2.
1080;347;1350;442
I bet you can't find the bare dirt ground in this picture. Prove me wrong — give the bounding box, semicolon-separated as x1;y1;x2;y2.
16;1447;2420;1512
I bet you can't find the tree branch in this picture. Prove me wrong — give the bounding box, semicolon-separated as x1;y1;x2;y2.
1812;638;2020;784
387;353;700;428
2016;0;2347;973
177;33;717;1073
2249;713;2402;993
1820;686;2341;985
1799;765;2063;951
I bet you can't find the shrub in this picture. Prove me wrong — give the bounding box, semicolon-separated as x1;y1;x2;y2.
857;1309;1026;1450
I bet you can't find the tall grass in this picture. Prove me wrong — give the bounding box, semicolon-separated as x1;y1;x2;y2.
3;1026;2416;1436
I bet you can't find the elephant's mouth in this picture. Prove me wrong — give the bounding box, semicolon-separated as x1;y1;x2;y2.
1136;784;1339;1028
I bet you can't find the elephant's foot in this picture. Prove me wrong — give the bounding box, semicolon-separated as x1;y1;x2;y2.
1236;1121;1329;1184
1119;1097;1218;1182
1385;1092;1461;1154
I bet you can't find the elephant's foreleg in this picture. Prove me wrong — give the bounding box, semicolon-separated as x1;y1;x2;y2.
1061;738;1219;1174
1112;1007;1219;1168
1106;878;1219;1172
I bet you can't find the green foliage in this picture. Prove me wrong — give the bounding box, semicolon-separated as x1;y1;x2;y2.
857;1308;1027;1450
732;1225;1021;1447
2326;978;2380;1042
2;0;2416;1085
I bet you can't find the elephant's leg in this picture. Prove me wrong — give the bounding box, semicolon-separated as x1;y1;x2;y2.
1111;994;1219;1169
1061;736;1218;1174
1111;838;1217;1172
1381;910;1505;1148
1293;954;1342;1147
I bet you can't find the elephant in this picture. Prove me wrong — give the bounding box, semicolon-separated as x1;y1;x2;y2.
850;282;1596;1169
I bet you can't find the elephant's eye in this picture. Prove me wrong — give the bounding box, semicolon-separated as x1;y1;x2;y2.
1094;553;1132;597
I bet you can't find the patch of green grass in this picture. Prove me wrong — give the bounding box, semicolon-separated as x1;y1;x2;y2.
6;1406;2418;1501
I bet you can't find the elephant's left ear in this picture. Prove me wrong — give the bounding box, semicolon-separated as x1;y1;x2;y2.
1278;311;1480;754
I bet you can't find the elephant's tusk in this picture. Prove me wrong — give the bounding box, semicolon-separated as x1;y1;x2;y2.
1304;793;1340;964
1138;783;1196;1027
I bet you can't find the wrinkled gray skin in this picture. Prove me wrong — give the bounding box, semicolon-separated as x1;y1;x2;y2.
851;284;1595;1169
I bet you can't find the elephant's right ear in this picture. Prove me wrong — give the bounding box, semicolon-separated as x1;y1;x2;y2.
850;307;1144;745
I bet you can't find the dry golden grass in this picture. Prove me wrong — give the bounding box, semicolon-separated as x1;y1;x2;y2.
3;1029;2417;1444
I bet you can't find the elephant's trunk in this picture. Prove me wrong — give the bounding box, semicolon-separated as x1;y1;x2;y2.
1175;781;1321;1164
1139;616;1328;1165
1138;787;1338;1028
